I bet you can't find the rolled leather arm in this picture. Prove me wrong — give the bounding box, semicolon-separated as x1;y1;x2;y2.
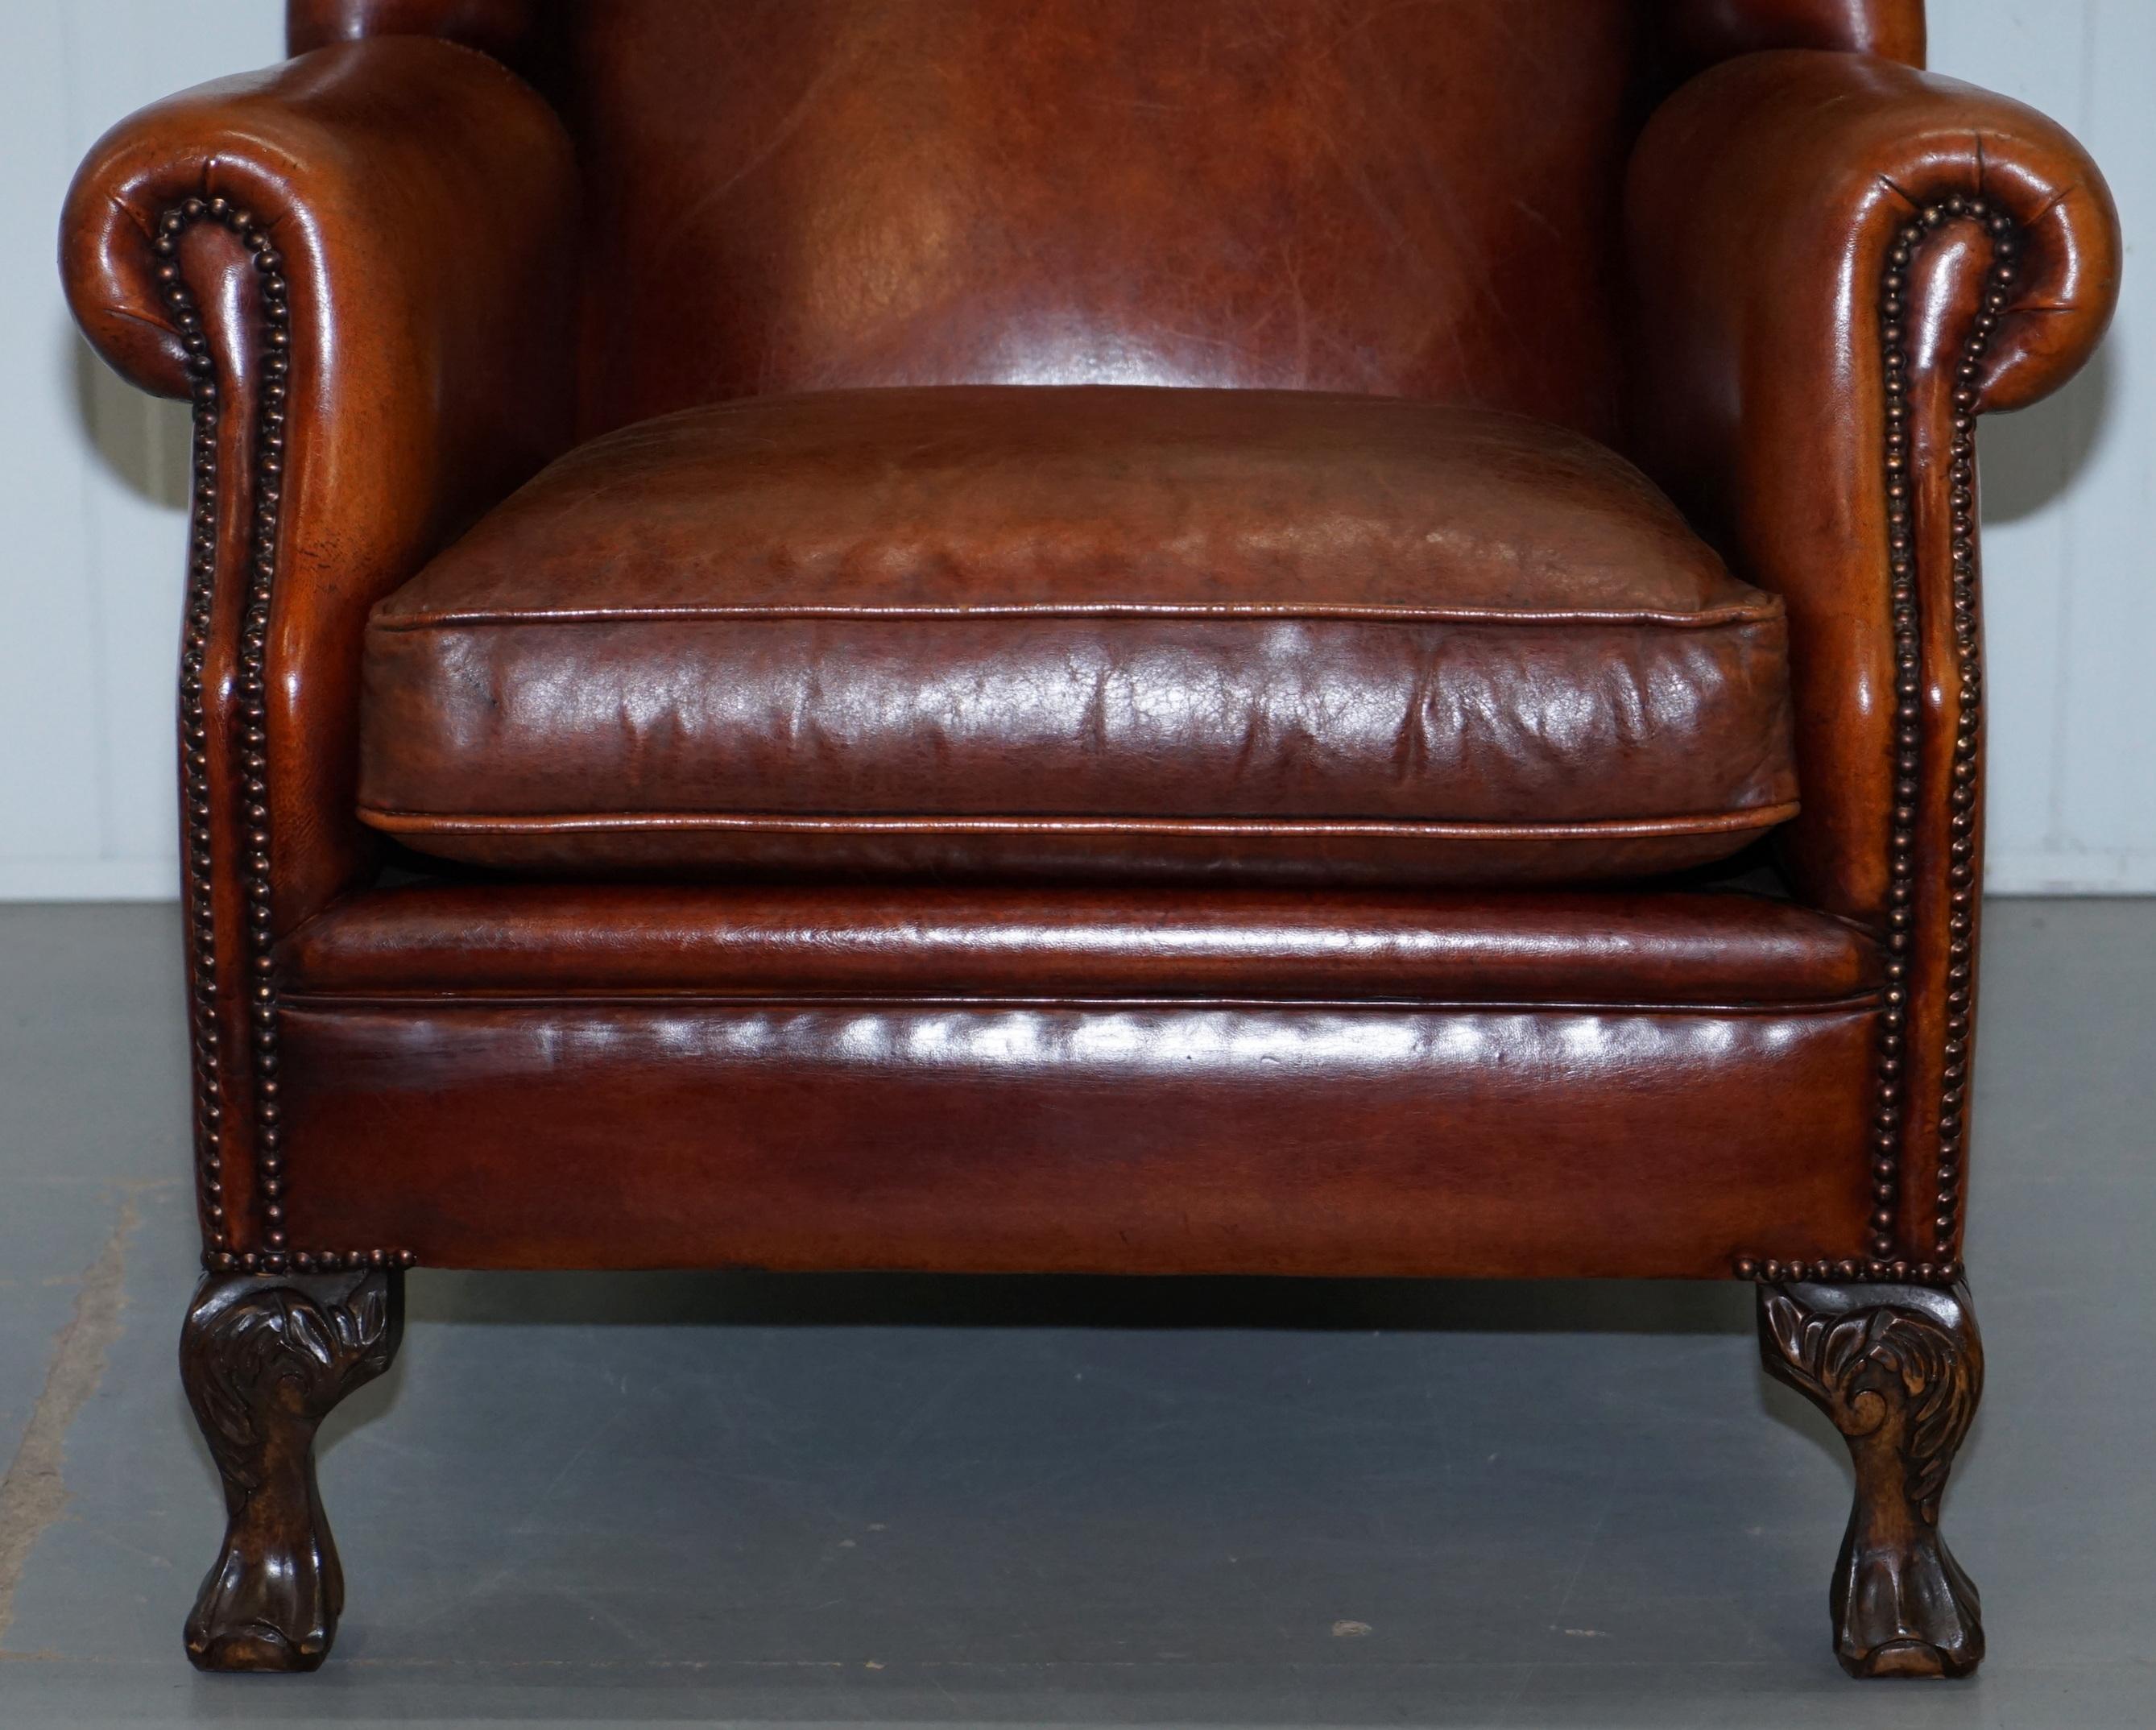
60;37;577;928
1626;50;2119;921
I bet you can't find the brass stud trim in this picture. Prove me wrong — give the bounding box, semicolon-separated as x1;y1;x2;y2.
155;197;414;1278
1732;1254;1961;1289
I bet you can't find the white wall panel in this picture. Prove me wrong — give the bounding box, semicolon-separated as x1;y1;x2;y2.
0;1;2148;896
0;0;279;898
1932;1;2156;890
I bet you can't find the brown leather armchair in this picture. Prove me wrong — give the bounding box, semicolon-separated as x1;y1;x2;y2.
59;0;2119;1679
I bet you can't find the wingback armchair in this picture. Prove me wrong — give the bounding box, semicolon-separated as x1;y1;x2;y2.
60;0;2117;1678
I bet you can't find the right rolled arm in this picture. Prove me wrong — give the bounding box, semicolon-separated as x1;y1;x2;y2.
1625;50;2120;920
1626;50;2120;1276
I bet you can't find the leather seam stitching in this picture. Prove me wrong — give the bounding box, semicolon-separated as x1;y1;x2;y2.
370;602;1786;631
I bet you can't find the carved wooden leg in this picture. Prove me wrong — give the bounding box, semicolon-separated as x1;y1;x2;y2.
1757;1278;1984;1678
179;1267;403;1672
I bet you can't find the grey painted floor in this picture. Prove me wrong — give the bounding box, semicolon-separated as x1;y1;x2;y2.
0;899;2150;1728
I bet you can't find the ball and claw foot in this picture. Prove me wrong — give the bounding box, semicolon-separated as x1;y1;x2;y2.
1757;1277;1984;1678
179;1267;402;1672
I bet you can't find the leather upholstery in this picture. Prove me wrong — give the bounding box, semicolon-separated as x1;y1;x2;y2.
58;39;578;1253
287;0;539;65
56;1;2121;1292
1661;0;1925;73
558;0;1646;439
276;994;1876;1276
276;883;1881;1275
1629;52;2118;1268
283;883;1878;1004
48;14;2127;1678
287;0;1932;82
59;39;579;936
1628;52;2121;921
359;387;1797;884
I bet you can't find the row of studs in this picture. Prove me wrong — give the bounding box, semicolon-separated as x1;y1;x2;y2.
1930;196;2019;1268
160;210;228;1257
1735;195;2017;1288
1735;1254;1960;1288
289;1248;421;1272
155;196;413;1278
1881;194;2013;1273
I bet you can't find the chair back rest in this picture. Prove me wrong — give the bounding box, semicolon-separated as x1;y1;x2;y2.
561;0;1647;437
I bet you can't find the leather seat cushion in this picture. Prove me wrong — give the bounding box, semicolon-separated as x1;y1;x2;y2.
358;386;1798;884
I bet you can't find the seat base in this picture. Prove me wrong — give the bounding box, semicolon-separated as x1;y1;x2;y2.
262;879;1881;1278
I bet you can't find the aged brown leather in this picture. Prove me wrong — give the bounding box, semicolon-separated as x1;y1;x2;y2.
287;0;569;98
277;880;1878;1279
1630;49;2120;1293
286;0;1928;115
55;2;2120;1285
275;994;1877;1277
1628;51;2120;921
61;0;2125;1678
60;38;579;936
1661;0;1925;72
560;0;1649;440
283;883;1879;1005
59;39;577;1273
287;0;540;64
358;387;1797;884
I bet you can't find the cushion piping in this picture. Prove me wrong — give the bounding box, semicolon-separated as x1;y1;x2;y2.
371;599;1785;631
358;804;1801;840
